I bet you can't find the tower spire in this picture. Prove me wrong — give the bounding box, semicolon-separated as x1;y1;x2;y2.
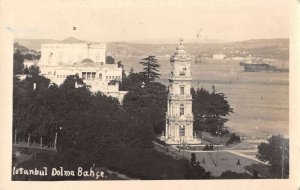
179;38;184;45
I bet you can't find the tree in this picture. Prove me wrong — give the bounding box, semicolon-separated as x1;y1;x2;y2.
256;135;289;178
106;56;115;64
60;74;86;92
191;87;233;135
218;171;252;179
13;59;215;180
129;67;134;75
194;161;211;179
23;66;29;75
117;61;126;79
13;50;24;74
139;56;160;83
226;133;241;145
122;80;168;134
190;153;196;164
119;72;145;91
28;65;40;77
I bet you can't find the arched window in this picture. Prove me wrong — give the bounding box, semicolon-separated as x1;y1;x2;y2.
180;86;184;95
180;104;184;116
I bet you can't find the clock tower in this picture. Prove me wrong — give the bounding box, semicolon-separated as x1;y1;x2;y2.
164;40;200;144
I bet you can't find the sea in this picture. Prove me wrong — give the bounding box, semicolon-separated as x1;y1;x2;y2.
117;56;289;138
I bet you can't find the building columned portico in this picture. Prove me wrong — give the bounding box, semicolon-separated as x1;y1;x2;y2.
37;39;127;103
163;41;200;145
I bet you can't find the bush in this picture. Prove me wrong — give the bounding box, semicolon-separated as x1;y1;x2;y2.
226;133;241;146
102;145;194;180
218;170;252;179
12;150;92;181
203;144;214;151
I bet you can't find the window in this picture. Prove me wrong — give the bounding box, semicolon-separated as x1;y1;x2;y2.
58;54;62;61
99;73;102;80
87;72;91;80
95;54;100;61
82;72;86;80
180;86;184;95
92;72;96;79
180;104;184;116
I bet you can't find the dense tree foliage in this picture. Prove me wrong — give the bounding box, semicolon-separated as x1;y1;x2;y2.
13;69;153;157
103;145;196;179
105;56;115;64
190;153;196;164
191;87;233;135
121;72;167;134
12;150;91;181
13;50;24;74
139;55;160;83
256;135;289;178
226;133;241;145
13;67;205;180
218;171;252;179
119;72;145;91
23;53;41;60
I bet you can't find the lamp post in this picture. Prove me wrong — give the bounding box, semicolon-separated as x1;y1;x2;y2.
54;126;62;151
215;125;221;167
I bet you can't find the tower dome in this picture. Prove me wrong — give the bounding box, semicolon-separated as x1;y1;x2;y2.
73;58;98;67
170;43;191;62
81;58;94;64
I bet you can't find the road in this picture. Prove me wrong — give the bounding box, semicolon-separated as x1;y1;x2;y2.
153;141;267;177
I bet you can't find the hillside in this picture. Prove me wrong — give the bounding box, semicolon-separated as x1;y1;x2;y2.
14;38;289;60
107;39;289;60
14;39;58;50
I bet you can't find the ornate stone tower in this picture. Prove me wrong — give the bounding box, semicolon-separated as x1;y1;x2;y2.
165;40;200;144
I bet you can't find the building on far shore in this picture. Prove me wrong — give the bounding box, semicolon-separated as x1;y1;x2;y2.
213;54;226;59
37;37;127;103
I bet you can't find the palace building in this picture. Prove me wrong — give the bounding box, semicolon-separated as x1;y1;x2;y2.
163;41;200;145
37;38;127;103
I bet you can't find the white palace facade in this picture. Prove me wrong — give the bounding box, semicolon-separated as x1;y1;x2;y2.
37;40;127;103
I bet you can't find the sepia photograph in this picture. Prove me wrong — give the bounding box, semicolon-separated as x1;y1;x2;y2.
0;0;299;189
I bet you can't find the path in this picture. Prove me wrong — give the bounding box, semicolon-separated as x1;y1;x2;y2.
153;141;266;177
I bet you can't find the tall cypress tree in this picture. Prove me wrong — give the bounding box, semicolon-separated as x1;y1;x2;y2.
139;55;160;83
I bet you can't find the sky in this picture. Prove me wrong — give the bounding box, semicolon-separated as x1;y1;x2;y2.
11;0;289;42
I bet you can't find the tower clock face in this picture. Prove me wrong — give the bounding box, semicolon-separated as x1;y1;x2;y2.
179;66;186;75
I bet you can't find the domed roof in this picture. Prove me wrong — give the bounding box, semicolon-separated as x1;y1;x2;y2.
73;58;98;67
81;58;94;64
170;42;191;62
176;44;186;51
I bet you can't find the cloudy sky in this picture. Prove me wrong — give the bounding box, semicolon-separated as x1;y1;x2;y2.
11;0;289;42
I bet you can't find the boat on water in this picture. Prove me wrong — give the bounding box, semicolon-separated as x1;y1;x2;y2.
239;60;288;73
